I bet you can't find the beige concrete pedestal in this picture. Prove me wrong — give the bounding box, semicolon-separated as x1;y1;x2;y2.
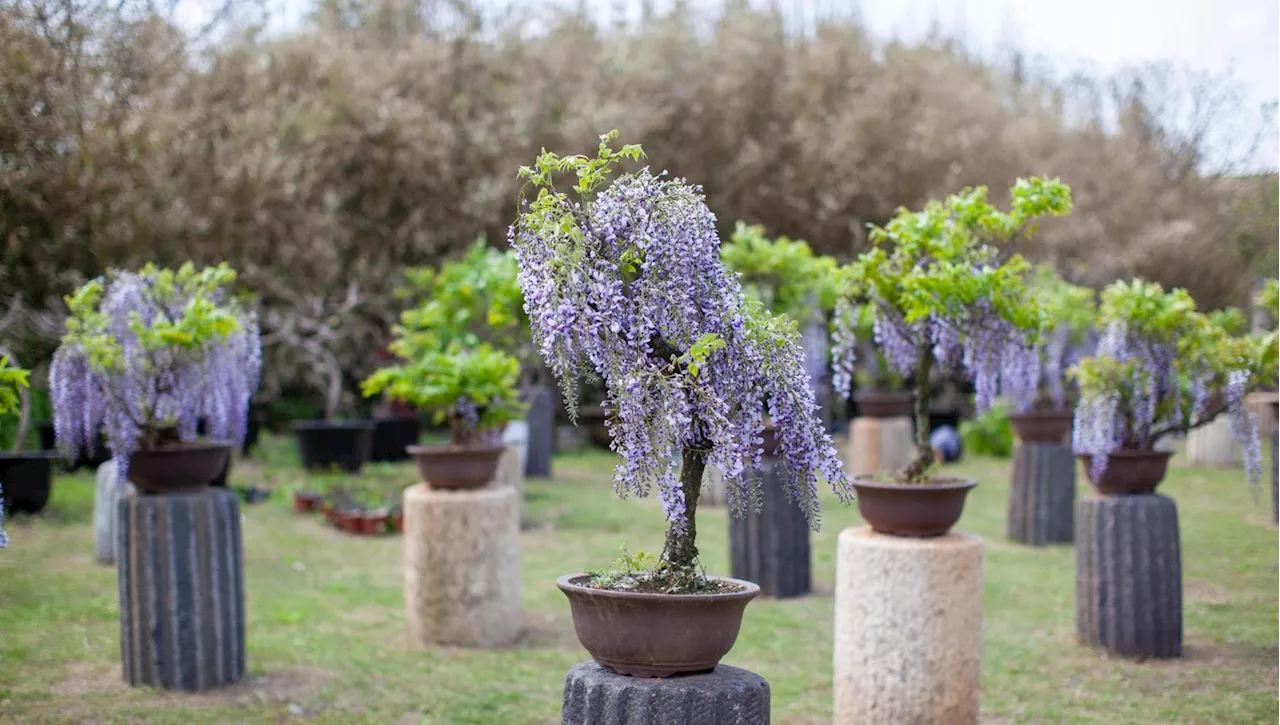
834;527;983;725
1185;415;1242;468
497;445;524;519
403;482;521;648
846;416;915;477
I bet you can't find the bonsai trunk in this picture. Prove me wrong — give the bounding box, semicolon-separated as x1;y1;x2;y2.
663;447;706;571
909;341;935;479
322;351;343;422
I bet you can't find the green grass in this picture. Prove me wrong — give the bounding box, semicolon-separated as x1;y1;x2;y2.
0;435;1275;724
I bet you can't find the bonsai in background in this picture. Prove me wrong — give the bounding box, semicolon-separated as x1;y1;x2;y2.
511;131;848;677
831;177;1072;535
1072;279;1266;494
0;356;30;546
831;297;912;416
0;345;59;516
363;344;526;489
49;264;261;493
1002;265;1096;442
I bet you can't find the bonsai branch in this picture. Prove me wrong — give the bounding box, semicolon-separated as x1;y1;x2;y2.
904;339;935;481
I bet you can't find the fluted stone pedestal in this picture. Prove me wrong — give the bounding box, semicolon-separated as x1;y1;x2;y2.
560;661;770;725
1007;442;1075;545
94;463;136;565
118;488;245;691
846;417;914;477
1076;494;1181;658
701;465;728;507
729;460;810;598
498;444;525;520
1271;428;1278;524
834;527;982;725
404;482;520;647
525;385;554;478
1185;415;1242;467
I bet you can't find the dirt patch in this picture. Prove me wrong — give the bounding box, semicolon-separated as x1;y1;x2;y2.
49;662;132;697
511;611;580;650
152;668;333;708
1184;580;1231;605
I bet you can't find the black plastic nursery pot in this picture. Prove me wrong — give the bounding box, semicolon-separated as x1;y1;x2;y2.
293;420;375;473
0;451;59;514
40;423;111;472
370;415;422;463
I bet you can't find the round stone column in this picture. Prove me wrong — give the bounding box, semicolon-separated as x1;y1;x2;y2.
729;459;810;598
561;661;771;725
403;482;520;647
524;385;554;477
834;527;982;725
117;488;245;691
95;462;136;565
1185;415;1242;467
497;444;525;522
846;417;915;477
1006;442;1075;545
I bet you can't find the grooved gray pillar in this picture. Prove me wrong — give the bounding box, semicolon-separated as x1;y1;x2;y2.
560;661;770;725
118;488;245;691
525;385;554;478
95;463;136;565
729;460;810;598
1271;429;1278;525
1007;442;1075;545
1075;494;1181;658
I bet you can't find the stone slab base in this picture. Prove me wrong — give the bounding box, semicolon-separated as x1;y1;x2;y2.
846;417;914;478
1007;442;1075;545
1076;494;1181;658
835;527;982;725
561;661;770;725
118;488;245;691
729;459;810;598
404;482;520;647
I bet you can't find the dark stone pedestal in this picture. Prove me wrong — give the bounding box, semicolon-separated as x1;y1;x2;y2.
118;488;246;690
1007;442;1075;545
1076;494;1181;658
729;460;810;598
561;661;770;725
1271;429;1278;525
525;385;554;478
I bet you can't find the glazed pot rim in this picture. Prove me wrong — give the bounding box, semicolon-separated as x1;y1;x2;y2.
407;443;505;455
131;440;234;456
1077;449;1174;461
557;573;760;602
292;419;376;431
0;450;61;461
850;476;978;491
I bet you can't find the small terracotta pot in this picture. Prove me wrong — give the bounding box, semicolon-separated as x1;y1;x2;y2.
408;444;505;490
1009;409;1074;443
293;491;324;513
557;574;759;678
1079;450;1173;495
128;442;233;494
854;392;913;419
851;476;977;537
342;512;363;534
358;512;386;535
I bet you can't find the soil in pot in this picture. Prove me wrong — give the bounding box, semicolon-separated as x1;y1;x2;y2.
0;451;59;514
408;444;504;490
1009;409;1074;443
127;442;233;494
1079;450;1173;495
854;392;913;419
851;476;977;537
293;491;324;513
557;574;760;678
293;420;375;473
371;415;422;463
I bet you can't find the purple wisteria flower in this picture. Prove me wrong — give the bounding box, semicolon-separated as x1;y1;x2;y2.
49;264;261;480
510;133;849;558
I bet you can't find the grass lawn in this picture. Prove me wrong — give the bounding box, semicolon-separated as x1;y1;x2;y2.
0;434;1276;724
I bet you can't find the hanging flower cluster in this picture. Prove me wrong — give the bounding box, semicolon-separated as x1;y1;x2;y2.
509;131;849;541
1071;279;1266;483
49;264;261;478
831;178;1073;480
1001;265;1097;413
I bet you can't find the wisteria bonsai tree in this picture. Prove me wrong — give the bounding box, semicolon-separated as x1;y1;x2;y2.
510;131;848;583
49;264;262;477
1072;279;1265;484
361;344;526;446
0;356;30;548
831;178;1073;482
1003;265;1096;414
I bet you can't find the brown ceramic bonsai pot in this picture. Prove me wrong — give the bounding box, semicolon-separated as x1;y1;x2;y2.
127;442;233;494
851;476;977;537
358;510;387;535
1009;409;1074;443
854;391;913;419
293;490;324;513
1079;450;1173;495
408;444;505;490
556;573;760;678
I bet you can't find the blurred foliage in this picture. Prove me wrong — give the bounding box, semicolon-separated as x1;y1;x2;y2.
721;222;845;323
959;403;1014;459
